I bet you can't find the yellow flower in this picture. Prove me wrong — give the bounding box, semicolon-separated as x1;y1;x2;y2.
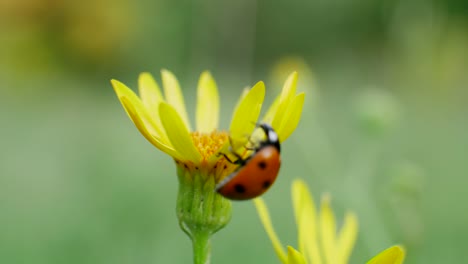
367;245;405;264
110;70;305;264
254;179;406;264
111;70;304;174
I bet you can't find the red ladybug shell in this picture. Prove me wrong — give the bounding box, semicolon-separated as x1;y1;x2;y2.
216;123;281;200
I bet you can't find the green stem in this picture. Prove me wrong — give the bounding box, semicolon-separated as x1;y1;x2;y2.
175;163;232;264
192;230;211;264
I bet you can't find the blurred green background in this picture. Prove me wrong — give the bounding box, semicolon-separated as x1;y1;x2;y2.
1;0;467;263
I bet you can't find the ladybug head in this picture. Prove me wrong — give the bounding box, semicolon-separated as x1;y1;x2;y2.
258;123;281;152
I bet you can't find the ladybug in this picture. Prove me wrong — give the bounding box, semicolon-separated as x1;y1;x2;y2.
215;123;281;200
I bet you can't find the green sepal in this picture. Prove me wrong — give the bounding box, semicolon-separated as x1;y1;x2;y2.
176;164;232;264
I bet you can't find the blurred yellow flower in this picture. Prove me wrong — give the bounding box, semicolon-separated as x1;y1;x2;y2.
111;70;304;176
254;179;406;264
367;245;405;264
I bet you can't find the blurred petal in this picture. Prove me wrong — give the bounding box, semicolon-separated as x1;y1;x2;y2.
276;93;305;142
287;246;307;264
271;72;298;131
159;102;201;163
229;81;265;151
292;179;322;264
337;212;359;264
196;71;219;133
253;198;287;264
320;194;337;264
111;80;180;158
367;245;406;264
161;69;192;131
280;71;298;104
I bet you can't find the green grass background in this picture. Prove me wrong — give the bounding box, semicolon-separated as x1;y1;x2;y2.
1;0;467;263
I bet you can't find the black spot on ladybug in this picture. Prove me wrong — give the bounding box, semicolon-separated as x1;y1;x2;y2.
258;161;267;169
234;184;246;193
214;165;218;169
223;165;228;169
184;164;188;169
195;166;199;170
263;180;271;189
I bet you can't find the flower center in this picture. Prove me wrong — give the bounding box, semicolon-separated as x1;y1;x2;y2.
186;131;238;182
191;131;229;159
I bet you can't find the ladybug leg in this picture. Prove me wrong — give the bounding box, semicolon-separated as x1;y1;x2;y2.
244;144;259;152
222;152;246;166
244;146;255;151
217;135;251;166
216;150;247;166
216;152;233;162
227;136;249;160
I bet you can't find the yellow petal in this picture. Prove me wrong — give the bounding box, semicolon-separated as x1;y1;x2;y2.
161;69;192;131
272;72;298;130
367;245;406;264
320;194;337;264
120;97;182;159
138;73;169;141
253;198;287;263
337;212;358;264
138;72;164;112
276;93;305;142
196;71;219;133
262;93;281;124
292;179;322;264
112;80;167;140
111;80;180;158
234;87;251;110
229;81;265;151
287;246;307;264
228;86;255;152
232;87;251;115
159;102;201;163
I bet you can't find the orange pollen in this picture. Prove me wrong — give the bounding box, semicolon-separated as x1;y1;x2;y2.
190;130;229;160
